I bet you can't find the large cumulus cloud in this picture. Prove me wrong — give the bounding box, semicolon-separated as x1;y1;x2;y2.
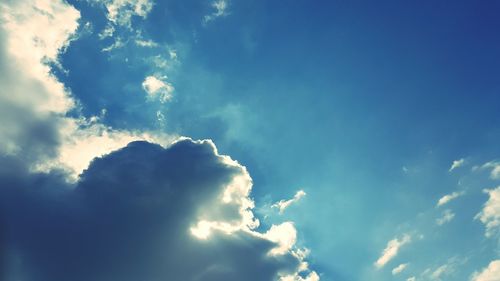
0;139;317;281
0;0;318;280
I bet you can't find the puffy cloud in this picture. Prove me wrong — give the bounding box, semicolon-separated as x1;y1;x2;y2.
475;187;500;238
437;191;465;207
0;139;317;281
142;75;175;103
407;277;416;281
374;234;411;269
471;260;500;281
0;0;79;162
0;1;318;280
449;158;466;172
272;190;307;214
392;263;409;275
0;0;174;181
436;209;455;226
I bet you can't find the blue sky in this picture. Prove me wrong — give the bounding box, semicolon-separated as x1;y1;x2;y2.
1;0;500;280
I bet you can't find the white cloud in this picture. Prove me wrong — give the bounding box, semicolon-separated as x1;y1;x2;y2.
437;191;465;207
0;0;80;115
471;260;500;281
99;0;154;27
423;256;468;281
407;277;416;281
35;118;176;181
203;0;229;23
272;190;307;214
0;0;174;182
436;209;455;226
392;263;409;275
430;264;452;280
102;36;125;51
135;38;158;47
374;234;411;269
480;161;500;180
449;158;466;172
263;222;297;255
142;75;174;102
475;186;500;238
0;1;320;280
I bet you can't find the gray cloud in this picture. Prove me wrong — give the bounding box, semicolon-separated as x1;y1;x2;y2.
0;139;316;281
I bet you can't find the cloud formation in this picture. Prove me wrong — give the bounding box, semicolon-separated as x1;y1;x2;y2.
479;161;500;180
436;191;465;207
142;75;175;103
392;263;409;275
0;139;318;281
0;0;173;180
471;260;500;281
475;187;500;238
272;190;307;214
203;0;229;23
436;209;455;226
374;234;411;269
0;2;318;280
449;158;466;172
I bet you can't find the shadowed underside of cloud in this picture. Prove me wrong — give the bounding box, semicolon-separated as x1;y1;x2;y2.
0;0;319;280
0;139;317;281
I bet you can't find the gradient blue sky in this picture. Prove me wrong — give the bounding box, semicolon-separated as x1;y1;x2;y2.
1;0;500;280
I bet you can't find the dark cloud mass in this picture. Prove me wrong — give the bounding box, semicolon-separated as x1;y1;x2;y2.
0;139;304;281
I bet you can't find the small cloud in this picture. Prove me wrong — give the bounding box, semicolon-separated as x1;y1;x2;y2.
407;277;416;281
374;234;411;269
475;186;500;238
98;24;115;39
102;37;125;52
436;191;465;207
471;260;500;281
203;0;229;23
436;209;455;226
272;190;307;214
104;0;154;27
142;75;174;103
135;39;158;47
479;161;500;180
392;263;409;275
449;158;466;172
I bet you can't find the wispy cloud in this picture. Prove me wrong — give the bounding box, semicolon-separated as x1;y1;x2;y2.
449;158;466;172
103;0;154;27
203;0;229;23
479;161;500;180
436;209;455;226
392;263;409;275
436;191;465;207
272;190;307;214
375;234;411;269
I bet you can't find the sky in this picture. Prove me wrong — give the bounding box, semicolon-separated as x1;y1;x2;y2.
0;0;500;281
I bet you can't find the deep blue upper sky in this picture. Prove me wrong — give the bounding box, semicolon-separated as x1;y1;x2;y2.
52;0;500;280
